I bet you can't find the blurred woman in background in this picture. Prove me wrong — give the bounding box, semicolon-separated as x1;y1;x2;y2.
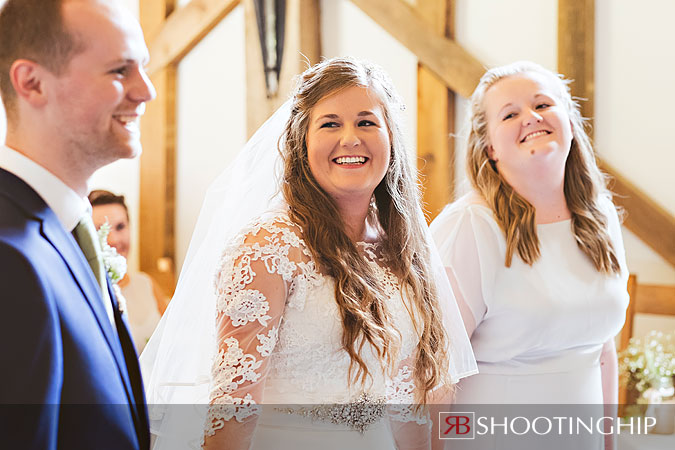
89;189;168;353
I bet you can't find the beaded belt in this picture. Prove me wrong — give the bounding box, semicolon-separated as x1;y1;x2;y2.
274;393;387;433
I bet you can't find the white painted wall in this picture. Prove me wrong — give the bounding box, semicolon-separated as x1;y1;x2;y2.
455;0;558;70
174;5;246;270
595;0;675;287
596;0;675;218
320;0;418;154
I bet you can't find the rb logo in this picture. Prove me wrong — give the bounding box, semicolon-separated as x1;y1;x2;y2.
439;412;475;440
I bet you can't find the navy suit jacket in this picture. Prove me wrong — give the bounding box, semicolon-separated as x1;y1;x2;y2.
0;168;150;449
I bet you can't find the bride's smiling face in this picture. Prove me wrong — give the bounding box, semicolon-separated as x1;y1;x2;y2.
305;85;391;205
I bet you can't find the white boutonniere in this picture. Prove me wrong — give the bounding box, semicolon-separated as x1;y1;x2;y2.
97;221;128;314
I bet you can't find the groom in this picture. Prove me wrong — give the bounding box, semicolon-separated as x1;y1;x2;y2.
0;0;155;448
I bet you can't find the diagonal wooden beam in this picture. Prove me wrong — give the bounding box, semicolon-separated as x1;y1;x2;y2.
350;0;484;98
147;0;241;75
599;160;675;267
635;283;675;316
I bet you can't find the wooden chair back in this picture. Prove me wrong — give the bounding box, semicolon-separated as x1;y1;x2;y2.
618;275;675;412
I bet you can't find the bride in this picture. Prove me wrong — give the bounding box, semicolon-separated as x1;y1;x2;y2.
140;57;476;450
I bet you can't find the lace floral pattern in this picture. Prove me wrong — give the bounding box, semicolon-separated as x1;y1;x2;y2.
205;212;422;440
210;338;262;398
256;325;279;357
204;396;259;437
223;289;271;327
386;366;428;425
386;366;415;404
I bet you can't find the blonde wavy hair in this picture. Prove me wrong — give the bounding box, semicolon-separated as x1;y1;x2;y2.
281;57;449;403
466;61;621;274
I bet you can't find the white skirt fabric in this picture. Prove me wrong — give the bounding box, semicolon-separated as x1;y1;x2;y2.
250;409;397;450
455;362;603;405
446;364;605;450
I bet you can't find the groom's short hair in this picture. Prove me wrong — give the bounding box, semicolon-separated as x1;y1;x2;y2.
0;0;84;122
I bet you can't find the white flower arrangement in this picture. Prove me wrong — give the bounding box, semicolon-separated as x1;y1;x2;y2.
97;221;128;314
619;330;675;417
620;331;675;392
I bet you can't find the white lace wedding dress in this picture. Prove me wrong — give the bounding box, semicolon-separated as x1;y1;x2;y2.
198;211;431;449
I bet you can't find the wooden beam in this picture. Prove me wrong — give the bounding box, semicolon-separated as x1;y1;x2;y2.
298;0;321;67
245;0;321;137
147;0;241;75
636;284;675;316
619;277;675;349
350;0;484;99
558;0;595;126
619;276;675;413
140;1;177;296
416;0;455;221
599;160;675;267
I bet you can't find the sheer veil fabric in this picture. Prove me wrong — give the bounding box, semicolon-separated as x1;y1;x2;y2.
139;101;477;448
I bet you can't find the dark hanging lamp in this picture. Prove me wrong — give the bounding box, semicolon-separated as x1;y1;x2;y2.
253;0;286;97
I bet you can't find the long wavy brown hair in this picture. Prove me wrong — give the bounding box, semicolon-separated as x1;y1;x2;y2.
280;57;449;403
466;61;620;274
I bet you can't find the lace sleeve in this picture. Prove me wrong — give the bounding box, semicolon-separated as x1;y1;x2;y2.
386;357;433;450
203;219;304;449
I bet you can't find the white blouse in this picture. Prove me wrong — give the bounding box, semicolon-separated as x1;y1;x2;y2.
430;192;629;377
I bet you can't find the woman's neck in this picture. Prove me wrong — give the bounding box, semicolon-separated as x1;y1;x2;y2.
334;196;372;242
510;176;570;224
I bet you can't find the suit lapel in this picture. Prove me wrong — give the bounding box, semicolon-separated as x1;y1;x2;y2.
45;197;150;446
0;170;138;409
40;211;138;394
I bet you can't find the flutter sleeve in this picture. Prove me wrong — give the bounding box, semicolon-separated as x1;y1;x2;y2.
429;195;504;334
203;220;304;449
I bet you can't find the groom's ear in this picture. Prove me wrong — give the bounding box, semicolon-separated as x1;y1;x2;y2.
9;59;49;108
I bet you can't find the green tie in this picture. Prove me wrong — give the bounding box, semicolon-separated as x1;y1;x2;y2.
73;215;106;294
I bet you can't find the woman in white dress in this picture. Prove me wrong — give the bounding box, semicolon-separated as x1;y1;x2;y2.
141;57;476;450
430;62;628;449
